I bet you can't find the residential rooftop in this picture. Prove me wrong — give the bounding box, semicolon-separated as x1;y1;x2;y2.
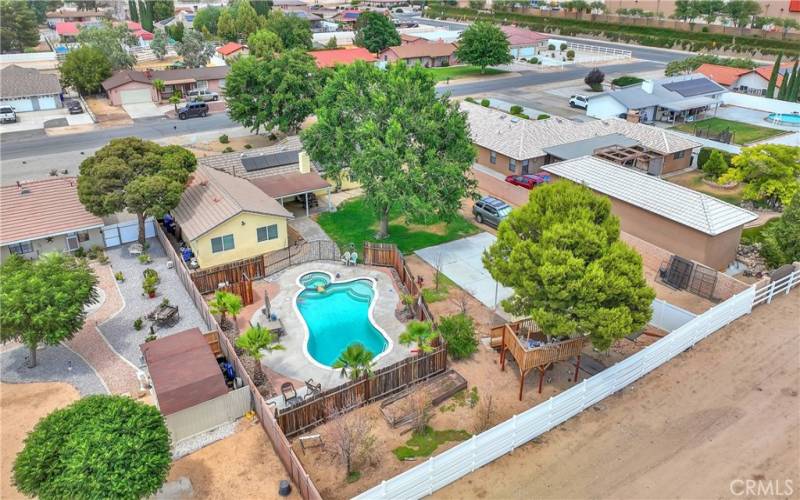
309;47;377;68
0;65;62;99
542;156;757;236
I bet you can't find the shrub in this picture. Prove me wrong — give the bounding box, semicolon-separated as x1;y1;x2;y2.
611;75;644;87
480;98;490;107
138;253;151;264
566;49;575;60
73;247;86;258
537;113;550;120
114;271;125;281
223;146;234;153
244;143;252;149
97;253;109;265
219;134;229;144
529;57;539;64
143;268;160;283
559;42;567;50
585;67;605;90
438;313;477;360
510;104;523;115
702;150;730;180
548;43;555;50
465;96;477;103
142;275;158;296
697;147;734;170
12;396;171;499
134;317;143;330
516;112;530;119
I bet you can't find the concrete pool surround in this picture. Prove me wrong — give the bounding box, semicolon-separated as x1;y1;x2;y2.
292;270;394;371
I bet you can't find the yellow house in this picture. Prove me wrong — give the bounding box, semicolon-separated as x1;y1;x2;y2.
171;166;293;269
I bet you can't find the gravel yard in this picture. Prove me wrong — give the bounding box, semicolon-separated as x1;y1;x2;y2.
0;345;107;396
102;238;206;367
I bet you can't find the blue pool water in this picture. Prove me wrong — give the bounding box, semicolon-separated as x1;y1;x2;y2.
767;113;800;126
297;272;388;367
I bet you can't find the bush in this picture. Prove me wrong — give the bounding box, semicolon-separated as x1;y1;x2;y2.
611;75;644;87
12;395;170;499
566;49;575;60
244;143;252;149
510;105;523;115
438;313;477;360
537;114;550;120
143;268;160;284
73;247;86;258
584;67;605;89
529;57;539;64
697;147;734;171
114;271;124;281
219;134;229;144
559;42;567;50
548;43;555;50
134;317;143;330
702;150;730;180
138;253;151;264
223;146;234;153
465;96;477;103
480;98;490;107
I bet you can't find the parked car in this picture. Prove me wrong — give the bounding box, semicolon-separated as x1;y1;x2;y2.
0;106;17;123
472;196;512;227
177;101;209;120
569;95;588;109
186;89;219;102
66;100;83;114
505;174;546;190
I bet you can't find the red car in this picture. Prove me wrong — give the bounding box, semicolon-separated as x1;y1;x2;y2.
504;174;548;190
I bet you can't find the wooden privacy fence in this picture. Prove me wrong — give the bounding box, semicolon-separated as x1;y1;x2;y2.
277;345;448;438
363;242;435;325
155;224;323;500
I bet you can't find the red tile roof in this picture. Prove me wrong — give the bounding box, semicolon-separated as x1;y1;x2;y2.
695;63;750;86
0;178;104;246
217;42;245;56
500;25;549;46
309;47;377;68
381;41;457;60
753;65;790;87
132;29;153;41
55;22;80;36
126;20;142;30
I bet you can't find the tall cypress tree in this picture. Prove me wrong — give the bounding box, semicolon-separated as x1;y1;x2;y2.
138;0;153;31
778;70;790;100
766;53;782;99
129;0;139;21
787;60;800;102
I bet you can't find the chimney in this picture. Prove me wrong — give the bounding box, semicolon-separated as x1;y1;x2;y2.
641;80;654;94
299;151;311;174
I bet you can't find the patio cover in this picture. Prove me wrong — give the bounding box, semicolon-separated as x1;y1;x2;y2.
250;171;331;199
661;96;716;112
140;328;228;416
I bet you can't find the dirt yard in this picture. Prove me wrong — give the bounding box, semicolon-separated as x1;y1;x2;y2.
1;382;80;499
168;420;299;500
186;134;279;158
84;97;132;125
434;291;800;499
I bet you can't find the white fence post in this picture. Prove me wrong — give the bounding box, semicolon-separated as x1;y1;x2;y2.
470;435;477;471
510;414;518;452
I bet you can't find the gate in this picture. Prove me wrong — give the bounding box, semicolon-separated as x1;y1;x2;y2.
687;263;718;299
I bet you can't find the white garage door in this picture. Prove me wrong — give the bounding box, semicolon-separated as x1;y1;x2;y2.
119;89;152;105
1;98;33;112
35;96;58;110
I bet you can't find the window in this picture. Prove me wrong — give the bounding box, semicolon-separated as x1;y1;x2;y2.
521;159;530;174
509;158;516;172
673;151;685;160
196;80;209;90
211;234;235;253
77;232;90;242
257;224;279;242
490;151;497;164
7;241;33;255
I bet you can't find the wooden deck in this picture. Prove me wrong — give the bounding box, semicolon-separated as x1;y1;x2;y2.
380;369;468;429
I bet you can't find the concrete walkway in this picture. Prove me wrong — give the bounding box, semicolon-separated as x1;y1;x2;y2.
65;264;142;395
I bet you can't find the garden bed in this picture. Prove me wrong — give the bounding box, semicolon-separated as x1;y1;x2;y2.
423;65;507;82
668;170;744;205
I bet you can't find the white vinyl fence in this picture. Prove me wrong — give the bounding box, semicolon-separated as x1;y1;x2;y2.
355;286;755;500
165;386;252;443
649;298;696;332
753;268;800;307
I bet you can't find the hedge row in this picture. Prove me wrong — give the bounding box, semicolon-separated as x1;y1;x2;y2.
697;147;735;169
428;7;800;57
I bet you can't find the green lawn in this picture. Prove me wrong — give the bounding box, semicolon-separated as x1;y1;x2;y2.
671;117;786;145
423;65;507;82
316;197;479;254
668;171;744;205
393;426;471;460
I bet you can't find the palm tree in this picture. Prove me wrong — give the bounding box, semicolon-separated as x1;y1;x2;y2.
168;89;182;113
333;343;375;381
399;321;437;353
224;292;243;329
209;290;241;328
152;79;165;101
236;325;283;383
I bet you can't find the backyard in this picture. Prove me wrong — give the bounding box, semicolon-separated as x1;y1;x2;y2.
668;170;744;205
315;197;479;254
423;65;507;82
670;117;786;145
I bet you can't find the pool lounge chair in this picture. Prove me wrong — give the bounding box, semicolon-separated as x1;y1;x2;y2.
342;251;351;266
349;251;358;266
281;382;300;406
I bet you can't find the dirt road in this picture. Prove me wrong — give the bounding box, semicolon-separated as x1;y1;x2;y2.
434;291;800;499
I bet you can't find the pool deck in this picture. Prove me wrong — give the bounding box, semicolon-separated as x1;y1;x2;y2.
252;261;412;390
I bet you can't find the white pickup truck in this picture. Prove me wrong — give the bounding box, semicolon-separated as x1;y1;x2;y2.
0;105;17;123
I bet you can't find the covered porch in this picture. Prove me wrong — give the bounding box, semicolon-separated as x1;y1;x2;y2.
657;96;720;124
250;171;333;217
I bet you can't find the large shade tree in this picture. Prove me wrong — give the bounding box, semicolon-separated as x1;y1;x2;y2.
77;138;197;244
302;62;477;239
59;46;112;94
0;0;40;53
760;192;800;268
192;5;222;35
263;9;312;50
176;29;214;67
354;11;400;53
720;144;800;209
483;181;655;351
225;49;319;134
454;21;512;74
247;28;283;58
76;22;136;69
13;395;171;499
0;253;97;368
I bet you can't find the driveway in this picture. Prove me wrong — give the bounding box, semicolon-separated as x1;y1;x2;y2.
122;102;163;119
0;108;92;134
415;232;514;315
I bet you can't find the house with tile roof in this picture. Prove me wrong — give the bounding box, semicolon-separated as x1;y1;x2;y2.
0;178;105;262
216;42;249;61
170;166;293;269
542;156;757;270
462;101;700;177
379;41;458;67
500;25;549;59
309;47;377;68
696;62;794;97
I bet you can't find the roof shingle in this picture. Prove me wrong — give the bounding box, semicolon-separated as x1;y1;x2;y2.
0;65;62;99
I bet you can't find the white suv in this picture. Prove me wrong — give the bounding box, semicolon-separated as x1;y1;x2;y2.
186;89;219;102
569;95;589;109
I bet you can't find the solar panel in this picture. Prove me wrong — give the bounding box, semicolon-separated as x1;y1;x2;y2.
662;78;721;97
241;150;299;172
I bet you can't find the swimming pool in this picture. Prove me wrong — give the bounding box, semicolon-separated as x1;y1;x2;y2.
766;112;800;126
296;272;389;367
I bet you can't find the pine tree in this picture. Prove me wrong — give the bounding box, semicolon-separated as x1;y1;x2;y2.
766;52;782;98
787;60;800;102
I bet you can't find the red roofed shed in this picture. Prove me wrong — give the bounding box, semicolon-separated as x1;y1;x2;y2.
309;47;377;68
141;328;229;416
